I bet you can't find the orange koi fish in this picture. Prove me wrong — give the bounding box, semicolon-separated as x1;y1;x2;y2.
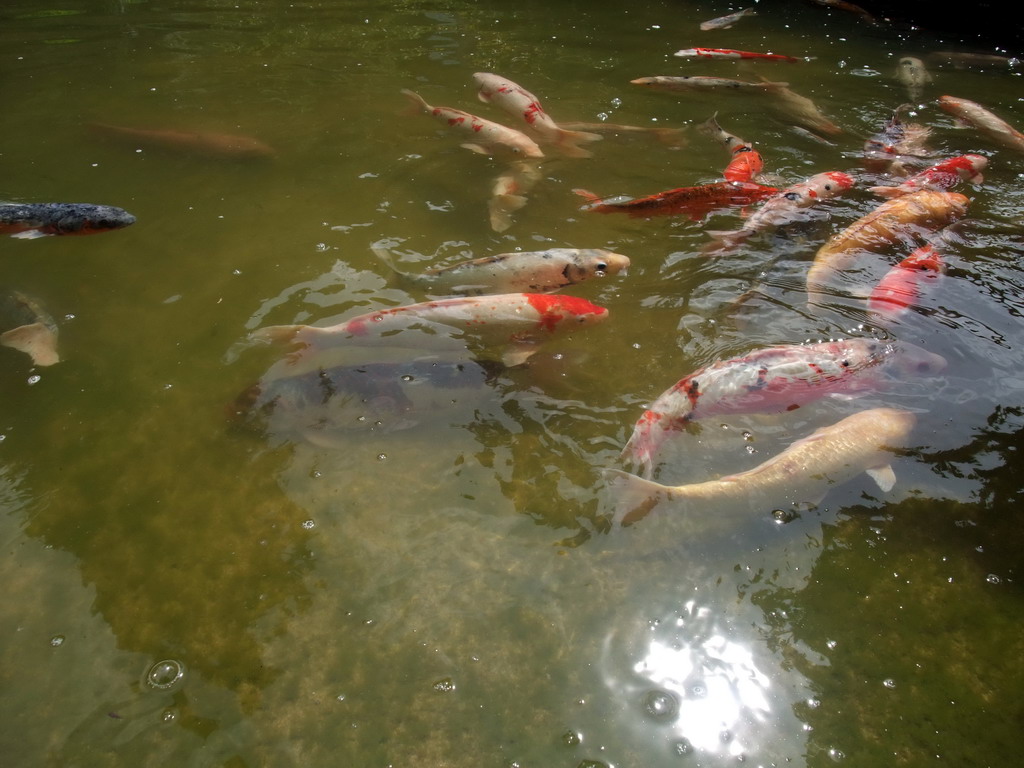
938;95;1024;154
89;123;275;160
868;244;944;320
869;154;986;198
574;181;778;220
697;113;764;182
673;47;806;63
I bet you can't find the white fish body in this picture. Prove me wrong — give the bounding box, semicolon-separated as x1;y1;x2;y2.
488;160;543;232
938;95;1024;153
896;56;933;102
764;84;843;135
605;408;917;526
700;7;757;31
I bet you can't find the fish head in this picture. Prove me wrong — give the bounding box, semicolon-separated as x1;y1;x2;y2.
54;204;136;235
573;249;630;280
881;340;948;377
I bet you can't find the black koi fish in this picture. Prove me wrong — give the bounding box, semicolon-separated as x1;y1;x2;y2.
0;202;136;239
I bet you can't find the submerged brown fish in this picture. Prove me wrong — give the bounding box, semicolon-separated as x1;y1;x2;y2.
862;105;933;175
605;407;917;527
631;75;789;93
0;291;59;366
89;122;275;159
938;95;1024;154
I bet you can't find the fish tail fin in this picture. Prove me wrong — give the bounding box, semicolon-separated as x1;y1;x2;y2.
554;128;603;158
370;243;401;274
400;88;429;115
249;324;308;346
0;322;59;366
601;469;669;527
488;194;528;232
702;229;748;254
572;188;605;209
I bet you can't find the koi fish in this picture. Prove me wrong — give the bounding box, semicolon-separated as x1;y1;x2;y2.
0;291;59;366
938;95;1024;154
574;181;778;220
929;51;1019;70
401;89;544;159
606;408;916;527
700;7;757;31
808;0;878;24
251;293;609;368
868;244;944;320
620;338;944;478
697;113;764;182
488;160;543;232
895;57;932;103
372;246;629;296
807;190;968;298
868;154;986;198
705;170;855;251
472;72;601;158
764;83;843;136
88;122;274;160
862;105;933;175
0;202;136;239
674;47;805;63
631;75;789;92
559;122;688;148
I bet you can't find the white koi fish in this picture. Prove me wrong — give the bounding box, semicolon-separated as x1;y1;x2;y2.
896;56;932;103
938;95;1024;154
401;89;544;159
252;293;609;368
606;408;917;527
621;338;944;478
763;83;843;136
868;154;986;198
700;8;757;31
472;72;601;158
372;246;629;296
705;170;855;251
631;75;789;92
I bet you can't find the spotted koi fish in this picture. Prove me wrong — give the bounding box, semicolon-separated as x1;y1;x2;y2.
868;244;944;320
673;47;806;63
472;72;601;158
862;105;933;176
252;293;609;368
621;338;945;478
0;202;136;239
869;154;986;198
574;181;778;220
401;89;544;159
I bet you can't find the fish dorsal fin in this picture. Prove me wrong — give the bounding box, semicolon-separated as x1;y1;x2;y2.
866;464;897;492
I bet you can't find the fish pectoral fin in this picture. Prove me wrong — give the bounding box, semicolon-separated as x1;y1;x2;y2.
0;322;59;366
10;229;50;239
866;464;897;493
500;342;540;367
460;143;491;155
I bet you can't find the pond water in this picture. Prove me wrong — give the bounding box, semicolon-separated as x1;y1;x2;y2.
2;1;1023;765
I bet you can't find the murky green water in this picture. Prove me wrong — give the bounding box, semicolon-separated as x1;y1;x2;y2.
2;1;1023;765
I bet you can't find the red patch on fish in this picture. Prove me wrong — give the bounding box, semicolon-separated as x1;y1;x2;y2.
525;294;606;332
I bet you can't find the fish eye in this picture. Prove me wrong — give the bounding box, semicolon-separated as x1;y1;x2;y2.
784;192;799;201
824;184;832;191
596;262;608;271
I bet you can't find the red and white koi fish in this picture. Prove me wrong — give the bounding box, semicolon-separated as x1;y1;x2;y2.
621;338;944;478
673;47;806;63
472;72;601;158
0;202;136;239
401;89;544;159
89;123;275;160
705;171;855;250
807;190;968;298
938;95;1024;154
574;181;778;220
631;75;789;92
862;105;933;175
252;293;609;368
697;113;764;182
700;7;757;31
869;154;986;198
868;244;944;320
606;408;916;527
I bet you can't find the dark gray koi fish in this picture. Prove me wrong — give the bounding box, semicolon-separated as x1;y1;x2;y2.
0;202;136;239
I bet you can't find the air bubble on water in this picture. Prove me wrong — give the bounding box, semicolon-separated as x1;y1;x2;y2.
562;729;582;746
315;242;330;251
807;697;821;708
826;640;837;649
772;508;799;524
336;693;346;702
883;678;896;689
161;708;178;723
146;659;185;690
432;677;456;692
610;97;622;107
401;374;414;382
377;453;387;461
50;635;65;647
986;574;1001;584
828;747;845;761
641;689;678;721
744;445;756;455
27;375;41;385
673;738;693;757
690;683;707;698
597;112;610;121
302;520;315;530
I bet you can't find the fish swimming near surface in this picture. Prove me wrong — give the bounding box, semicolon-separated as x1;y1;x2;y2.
620;338;943;478
928;51;1019;70
0;202;136;239
762;83;843;136
938;95;1024;154
251;293;609;368
0;291;60;366
867;244;944;321
559;121;689;148
704;170;855;251
700;7;757;31
228;356;501;448
862;105;933;175
868;154;986;198
88;122;275;160
401;89;544;159
574;181;778;220
488;160;543;232
472;72;602;158
372;245;630;296
806;190;968;299
895;56;932;103
673;47;806;63
606;408;917;527
808;0;878;24
631;75;790;93
697;113;765;182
